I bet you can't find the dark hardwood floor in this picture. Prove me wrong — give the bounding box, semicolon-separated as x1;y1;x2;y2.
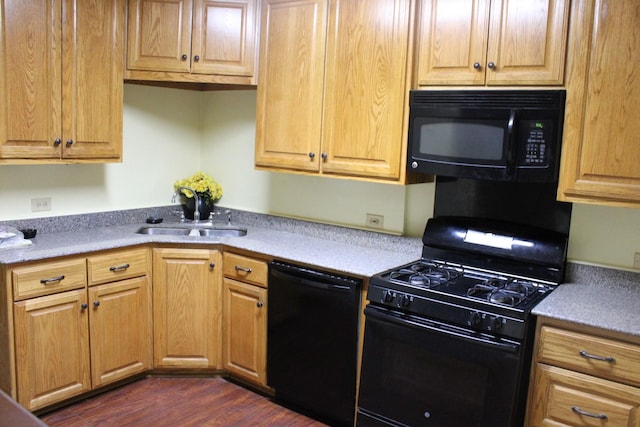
39;377;329;427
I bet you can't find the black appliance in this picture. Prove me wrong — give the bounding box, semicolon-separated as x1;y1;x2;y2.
408;90;566;182
357;178;572;427
267;261;361;427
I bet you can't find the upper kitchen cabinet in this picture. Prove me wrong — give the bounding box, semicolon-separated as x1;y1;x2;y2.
255;0;413;182
415;0;570;86
126;0;259;86
0;0;124;163
557;0;640;208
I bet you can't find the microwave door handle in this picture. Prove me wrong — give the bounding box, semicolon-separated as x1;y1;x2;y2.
506;109;517;177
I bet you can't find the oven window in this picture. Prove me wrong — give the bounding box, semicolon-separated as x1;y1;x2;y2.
418;121;505;160
357;307;524;427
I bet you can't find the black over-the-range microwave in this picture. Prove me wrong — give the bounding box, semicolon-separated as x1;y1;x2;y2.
407;90;566;182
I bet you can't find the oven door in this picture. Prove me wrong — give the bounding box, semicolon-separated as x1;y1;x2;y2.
357;305;527;427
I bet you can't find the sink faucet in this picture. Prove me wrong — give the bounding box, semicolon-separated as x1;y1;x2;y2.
171;186;200;222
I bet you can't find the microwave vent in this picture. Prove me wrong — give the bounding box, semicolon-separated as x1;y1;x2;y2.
410;90;565;109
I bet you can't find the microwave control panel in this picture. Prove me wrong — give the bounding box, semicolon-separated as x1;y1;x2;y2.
521;120;552;166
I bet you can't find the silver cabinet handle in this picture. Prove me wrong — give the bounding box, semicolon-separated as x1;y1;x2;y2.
109;263;130;272
572;406;608;420
579;350;616;363
40;275;65;284
257;301;263;308
235;265;252;273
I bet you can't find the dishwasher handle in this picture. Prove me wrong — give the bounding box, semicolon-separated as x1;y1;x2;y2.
269;261;361;293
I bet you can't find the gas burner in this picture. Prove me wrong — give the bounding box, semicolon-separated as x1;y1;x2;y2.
466;278;539;307
388;262;460;289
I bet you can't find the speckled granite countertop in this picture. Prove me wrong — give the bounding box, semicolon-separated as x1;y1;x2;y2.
533;262;640;338
2;206;639;337
0;206;422;278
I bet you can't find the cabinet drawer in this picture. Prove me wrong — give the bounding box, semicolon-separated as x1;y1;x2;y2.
538;326;640;387
531;364;640;427
87;248;150;286
223;253;267;287
13;258;87;300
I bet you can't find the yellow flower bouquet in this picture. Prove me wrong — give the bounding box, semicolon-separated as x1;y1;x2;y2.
174;171;223;206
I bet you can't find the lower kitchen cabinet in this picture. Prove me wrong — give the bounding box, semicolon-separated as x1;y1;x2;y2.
222;252;268;387
8;248;152;411
13;289;91;411
153;248;222;369
526;319;640;426
88;276;152;388
222;278;267;386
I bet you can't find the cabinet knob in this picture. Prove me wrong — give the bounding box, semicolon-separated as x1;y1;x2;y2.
487;62;496;70
53;138;62;147
209;262;215;269
257;301;263;308
473;62;481;70
66;139;74;146
93;301;100;307
308;152;315;159
181;54;188;61
81;303;88;310
321;152;328;160
194;55;200;62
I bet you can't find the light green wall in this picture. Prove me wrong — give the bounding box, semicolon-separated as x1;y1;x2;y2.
1;85;639;271
0;84;202;219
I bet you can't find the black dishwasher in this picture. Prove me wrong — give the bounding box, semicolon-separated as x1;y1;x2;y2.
267;261;361;427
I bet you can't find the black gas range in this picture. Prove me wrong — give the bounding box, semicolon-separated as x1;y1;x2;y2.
368;259;554;341
358;215;569;427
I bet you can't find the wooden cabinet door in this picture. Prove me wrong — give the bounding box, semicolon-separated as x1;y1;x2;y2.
88;277;152;388
0;0;62;159
0;0;122;162
558;0;640;207
61;0;124;160
321;0;410;180
153;248;222;368
127;0;194;72
222;278;267;386
13;289;90;411
416;0;490;86
485;0;569;85
255;0;328;172
191;0;258;77
416;0;569;86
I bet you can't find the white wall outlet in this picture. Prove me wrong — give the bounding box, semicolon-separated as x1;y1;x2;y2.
366;213;384;229
31;197;51;212
634;252;640;269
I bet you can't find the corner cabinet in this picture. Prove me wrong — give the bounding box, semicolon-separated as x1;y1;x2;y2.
526;318;640;426
222;252;268;387
557;0;640;208
255;0;413;182
126;0;260;86
415;0;570;86
153;248;223;369
0;0;124;164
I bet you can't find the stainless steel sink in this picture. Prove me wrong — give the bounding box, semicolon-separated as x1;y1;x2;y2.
136;225;247;237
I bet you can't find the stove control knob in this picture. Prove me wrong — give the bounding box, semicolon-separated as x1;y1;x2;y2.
400;294;413;307
382;290;396;303
488;315;505;331
467;311;482;327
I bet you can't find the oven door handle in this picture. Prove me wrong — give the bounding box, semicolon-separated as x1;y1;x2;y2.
365;305;520;353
